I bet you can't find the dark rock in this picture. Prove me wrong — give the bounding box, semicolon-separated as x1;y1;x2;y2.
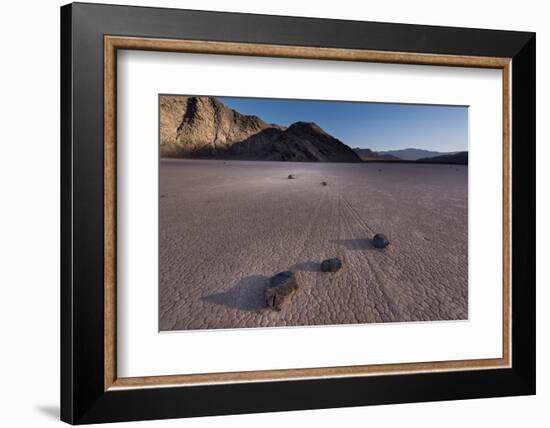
321;258;342;273
288;174;296;179
160;194;166;198
321;181;327;186
373;233;390;249
266;271;299;311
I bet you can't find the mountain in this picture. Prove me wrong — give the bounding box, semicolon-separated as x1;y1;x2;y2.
376;148;457;161
160;96;361;163
160;96;276;157
417;151;468;165
352;147;401;161
354;147;468;164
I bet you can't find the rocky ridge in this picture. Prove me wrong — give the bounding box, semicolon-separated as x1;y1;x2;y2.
160;95;361;163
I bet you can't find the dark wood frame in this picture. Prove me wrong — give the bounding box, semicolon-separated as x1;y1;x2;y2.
61;2;536;424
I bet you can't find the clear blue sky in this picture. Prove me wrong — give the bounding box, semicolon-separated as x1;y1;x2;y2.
219;96;468;152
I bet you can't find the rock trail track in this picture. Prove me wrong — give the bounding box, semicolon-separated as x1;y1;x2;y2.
159;159;468;331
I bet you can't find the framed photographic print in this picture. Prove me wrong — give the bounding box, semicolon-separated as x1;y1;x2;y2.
60;2;536;424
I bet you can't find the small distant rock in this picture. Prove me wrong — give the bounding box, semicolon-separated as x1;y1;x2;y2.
266;271;299;311
321;181;327;186
160;194;166;198
288;174;296;179
373;233;390;249
321;258;342;273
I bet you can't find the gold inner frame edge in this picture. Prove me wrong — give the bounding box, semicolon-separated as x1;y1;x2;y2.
104;36;512;391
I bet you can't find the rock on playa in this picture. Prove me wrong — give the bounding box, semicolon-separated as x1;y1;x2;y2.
320;258;342;273
373;233;390;249
288;174;296;179
266;271;299;311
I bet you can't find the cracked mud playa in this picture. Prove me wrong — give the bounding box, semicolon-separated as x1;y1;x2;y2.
159;159;468;331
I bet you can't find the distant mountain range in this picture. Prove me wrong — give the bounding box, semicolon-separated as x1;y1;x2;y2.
352;147;467;164
160;95;467;164
375;148;459;161
352;148;401;161
417;151;468;164
160;96;361;162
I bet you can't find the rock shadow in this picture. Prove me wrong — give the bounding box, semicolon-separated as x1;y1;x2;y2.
202;275;269;311
331;238;376;251
290;261;320;272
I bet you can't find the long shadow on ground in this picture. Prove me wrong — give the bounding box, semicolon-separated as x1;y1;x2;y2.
290;261;320;272
331;238;376;251
202;275;269;311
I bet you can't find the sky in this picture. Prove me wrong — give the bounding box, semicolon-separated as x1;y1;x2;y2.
219;96;468;153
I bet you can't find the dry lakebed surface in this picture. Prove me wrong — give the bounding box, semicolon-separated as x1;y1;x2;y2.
159;159;468;331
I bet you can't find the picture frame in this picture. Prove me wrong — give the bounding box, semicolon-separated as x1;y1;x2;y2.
60;2;535;424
